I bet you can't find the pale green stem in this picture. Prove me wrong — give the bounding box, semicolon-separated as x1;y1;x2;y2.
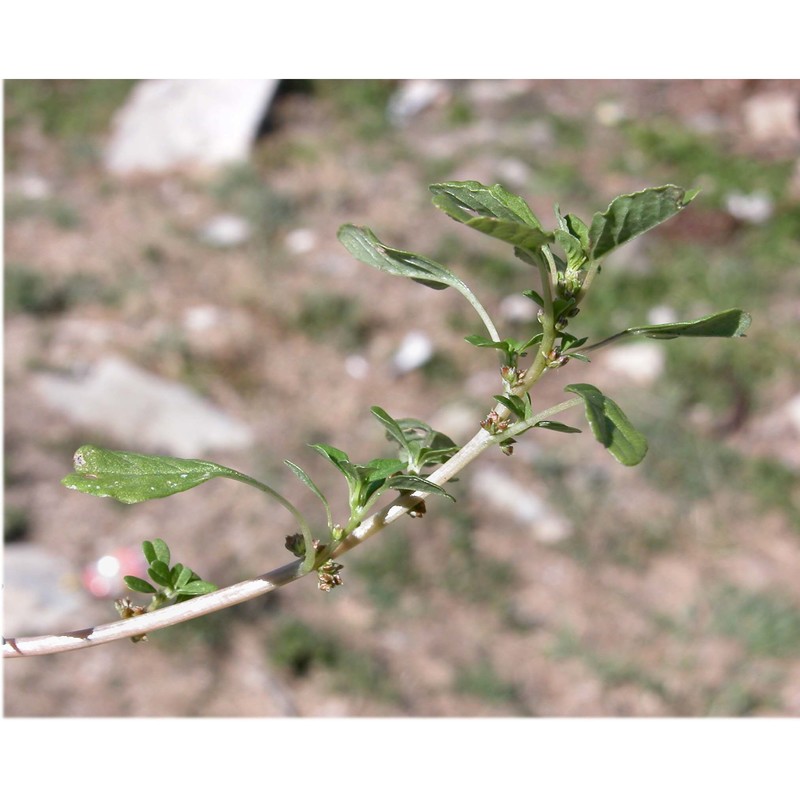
456;282;501;343
227;472;317;574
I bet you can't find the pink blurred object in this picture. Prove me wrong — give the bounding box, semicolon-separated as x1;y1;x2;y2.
82;547;148;599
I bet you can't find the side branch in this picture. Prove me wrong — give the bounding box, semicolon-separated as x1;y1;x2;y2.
4;428;495;658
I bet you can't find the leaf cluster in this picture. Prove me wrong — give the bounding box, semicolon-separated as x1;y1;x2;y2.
309;408;457;527
124;538;217;604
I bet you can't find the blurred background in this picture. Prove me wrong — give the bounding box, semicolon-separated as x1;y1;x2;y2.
4;79;800;717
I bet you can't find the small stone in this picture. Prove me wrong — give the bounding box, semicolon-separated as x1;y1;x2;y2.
344;354;370;380
33;356;253;456
602;342;666;386
4;544;95;636
198;213;252;247
647;305;678;326
471;467;572;543
104;79;280;175
387;80;449;126
495;158;531;188
499;293;538;323
742;90;800;144
392;331;434;374
595;100;626;126
725;191;774;224
10;173;52;200
284;228;317;255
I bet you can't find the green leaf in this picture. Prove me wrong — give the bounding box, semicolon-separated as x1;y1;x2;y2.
429;181;543;228
532;420;582;434
429;181;553;254
385;474;456;501
337;224;499;340
176;580;218;596
565;383;648;466
309;443;359;486
553;229;586;270
173;564;193;589
522;288;544;307
285;459;332;523
360;458;405;483
370;406;410;451
588;185;698;260
565;213;590;251
464;217;553;252
151;538;170;565
147;560;173;588
337;224;460;291
62;445;247;505
493;394;529;420
621;309;752;340
124;575;157;594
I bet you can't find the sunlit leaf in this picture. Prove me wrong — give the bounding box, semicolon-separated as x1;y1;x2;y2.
62;445;245;505
589;185;699;260
565;383;648;466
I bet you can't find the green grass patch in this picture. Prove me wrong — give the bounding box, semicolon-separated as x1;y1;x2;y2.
5;79;136;139
5;264;120;316
454;658;521;708
621;119;793;201
710;584;800;658
268;618;397;701
349;529;419;610
294;291;373;351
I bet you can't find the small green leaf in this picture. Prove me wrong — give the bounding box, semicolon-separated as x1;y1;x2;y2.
588;185;698;261
493;394;529;420
385;474;456;501
522;289;544;307
124;575;157;594
147;560;173;588
532;420;582;434
464;217;553;252
151;538;170;565
173;564;193;589
565;383;648;466
62;445;247;505
176;580;218;597
285;459;332;525
553;229;586;270
337;224;459;291
565;213;590;251
337;223;500;341
360;458;405;483
624;309;752;340
370;406;410;451
309;443;359;486
429;181;544;229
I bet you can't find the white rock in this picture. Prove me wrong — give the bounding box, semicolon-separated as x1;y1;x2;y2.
33;356;253;456
499;293;538;323
647;305;678;326
104;79;279;175
603;342;666;386
198;213;252;247
742;91;800;143
4;544;95;636
595;100;626;126
10;173;52;200
387;80;449;126
344;354;370;380
495;158;531;188
725;191;774;224
785;395;800;435
284;228;317;255
392;331;434;374
471;466;572;543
